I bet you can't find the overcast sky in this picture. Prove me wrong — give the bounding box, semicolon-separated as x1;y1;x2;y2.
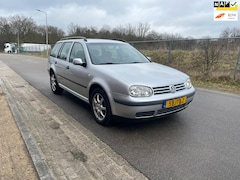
0;0;239;38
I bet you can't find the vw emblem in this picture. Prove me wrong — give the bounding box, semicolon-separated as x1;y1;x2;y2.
169;85;176;93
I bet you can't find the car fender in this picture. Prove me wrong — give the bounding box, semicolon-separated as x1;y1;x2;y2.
87;75;128;114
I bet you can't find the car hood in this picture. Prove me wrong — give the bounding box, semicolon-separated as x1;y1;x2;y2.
95;62;189;86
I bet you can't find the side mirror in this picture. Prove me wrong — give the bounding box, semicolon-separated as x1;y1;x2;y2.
73;58;86;67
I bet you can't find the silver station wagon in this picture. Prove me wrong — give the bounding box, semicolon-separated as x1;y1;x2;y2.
48;37;195;125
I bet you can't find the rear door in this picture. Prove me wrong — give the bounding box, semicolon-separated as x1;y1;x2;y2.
55;42;73;85
48;42;62;70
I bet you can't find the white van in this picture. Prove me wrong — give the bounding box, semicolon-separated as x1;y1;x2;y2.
4;43;16;53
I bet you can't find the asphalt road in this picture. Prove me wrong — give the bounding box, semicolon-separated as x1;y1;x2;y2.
1;53;240;180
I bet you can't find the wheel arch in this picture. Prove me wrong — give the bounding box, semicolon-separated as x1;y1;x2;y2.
49;68;54;75
89;83;106;99
49;67;58;81
89;83;113;107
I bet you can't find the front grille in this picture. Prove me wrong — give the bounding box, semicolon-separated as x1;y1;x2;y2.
153;83;186;95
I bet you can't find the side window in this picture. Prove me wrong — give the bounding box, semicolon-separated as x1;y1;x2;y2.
58;42;72;61
69;42;86;63
50;42;62;57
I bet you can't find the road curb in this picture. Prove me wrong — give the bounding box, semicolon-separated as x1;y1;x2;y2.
0;79;55;180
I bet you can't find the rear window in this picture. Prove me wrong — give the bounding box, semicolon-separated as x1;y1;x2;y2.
50;42;63;57
58;42;72;61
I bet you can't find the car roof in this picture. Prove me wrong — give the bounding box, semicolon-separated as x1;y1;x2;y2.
58;37;126;44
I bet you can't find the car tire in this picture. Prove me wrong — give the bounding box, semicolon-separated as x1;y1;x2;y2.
50;72;63;95
90;88;112;126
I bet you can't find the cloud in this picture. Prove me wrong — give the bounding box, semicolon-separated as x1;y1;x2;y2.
46;3;109;32
0;0;239;38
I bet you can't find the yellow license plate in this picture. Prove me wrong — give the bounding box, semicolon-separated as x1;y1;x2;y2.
163;96;187;108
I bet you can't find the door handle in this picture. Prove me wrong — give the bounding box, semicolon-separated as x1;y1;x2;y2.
66;66;70;69
54;61;57;64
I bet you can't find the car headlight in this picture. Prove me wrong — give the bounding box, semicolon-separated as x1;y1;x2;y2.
129;85;153;97
184;79;192;89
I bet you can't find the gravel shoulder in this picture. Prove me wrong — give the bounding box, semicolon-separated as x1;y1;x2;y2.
0;87;39;180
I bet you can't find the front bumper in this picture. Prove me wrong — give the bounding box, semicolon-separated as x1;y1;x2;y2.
112;89;195;119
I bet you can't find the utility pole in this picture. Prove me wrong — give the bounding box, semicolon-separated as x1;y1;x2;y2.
36;9;49;56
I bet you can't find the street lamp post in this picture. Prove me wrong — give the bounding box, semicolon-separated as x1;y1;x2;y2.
36;9;49;56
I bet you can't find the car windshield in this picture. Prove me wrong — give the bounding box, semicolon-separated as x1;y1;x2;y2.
86;43;150;65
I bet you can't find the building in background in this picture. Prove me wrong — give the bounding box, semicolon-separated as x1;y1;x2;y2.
3;43;51;54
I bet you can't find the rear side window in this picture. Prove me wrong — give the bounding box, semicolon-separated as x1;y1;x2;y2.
58;42;72;61
50;42;62;57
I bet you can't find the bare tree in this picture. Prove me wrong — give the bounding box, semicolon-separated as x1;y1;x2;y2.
48;26;65;44
0;17;13;43
67;23;96;38
220;27;231;38
9;15;37;42
198;37;223;78
67;23;81;36
220;27;240;38
125;23;136;36
0;14;66;52
98;24;111;38
135;22;151;39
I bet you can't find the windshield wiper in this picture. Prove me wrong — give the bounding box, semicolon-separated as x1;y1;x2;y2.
99;62;118;65
130;61;143;63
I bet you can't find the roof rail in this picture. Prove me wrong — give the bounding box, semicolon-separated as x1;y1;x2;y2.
112;38;127;42
61;36;87;41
